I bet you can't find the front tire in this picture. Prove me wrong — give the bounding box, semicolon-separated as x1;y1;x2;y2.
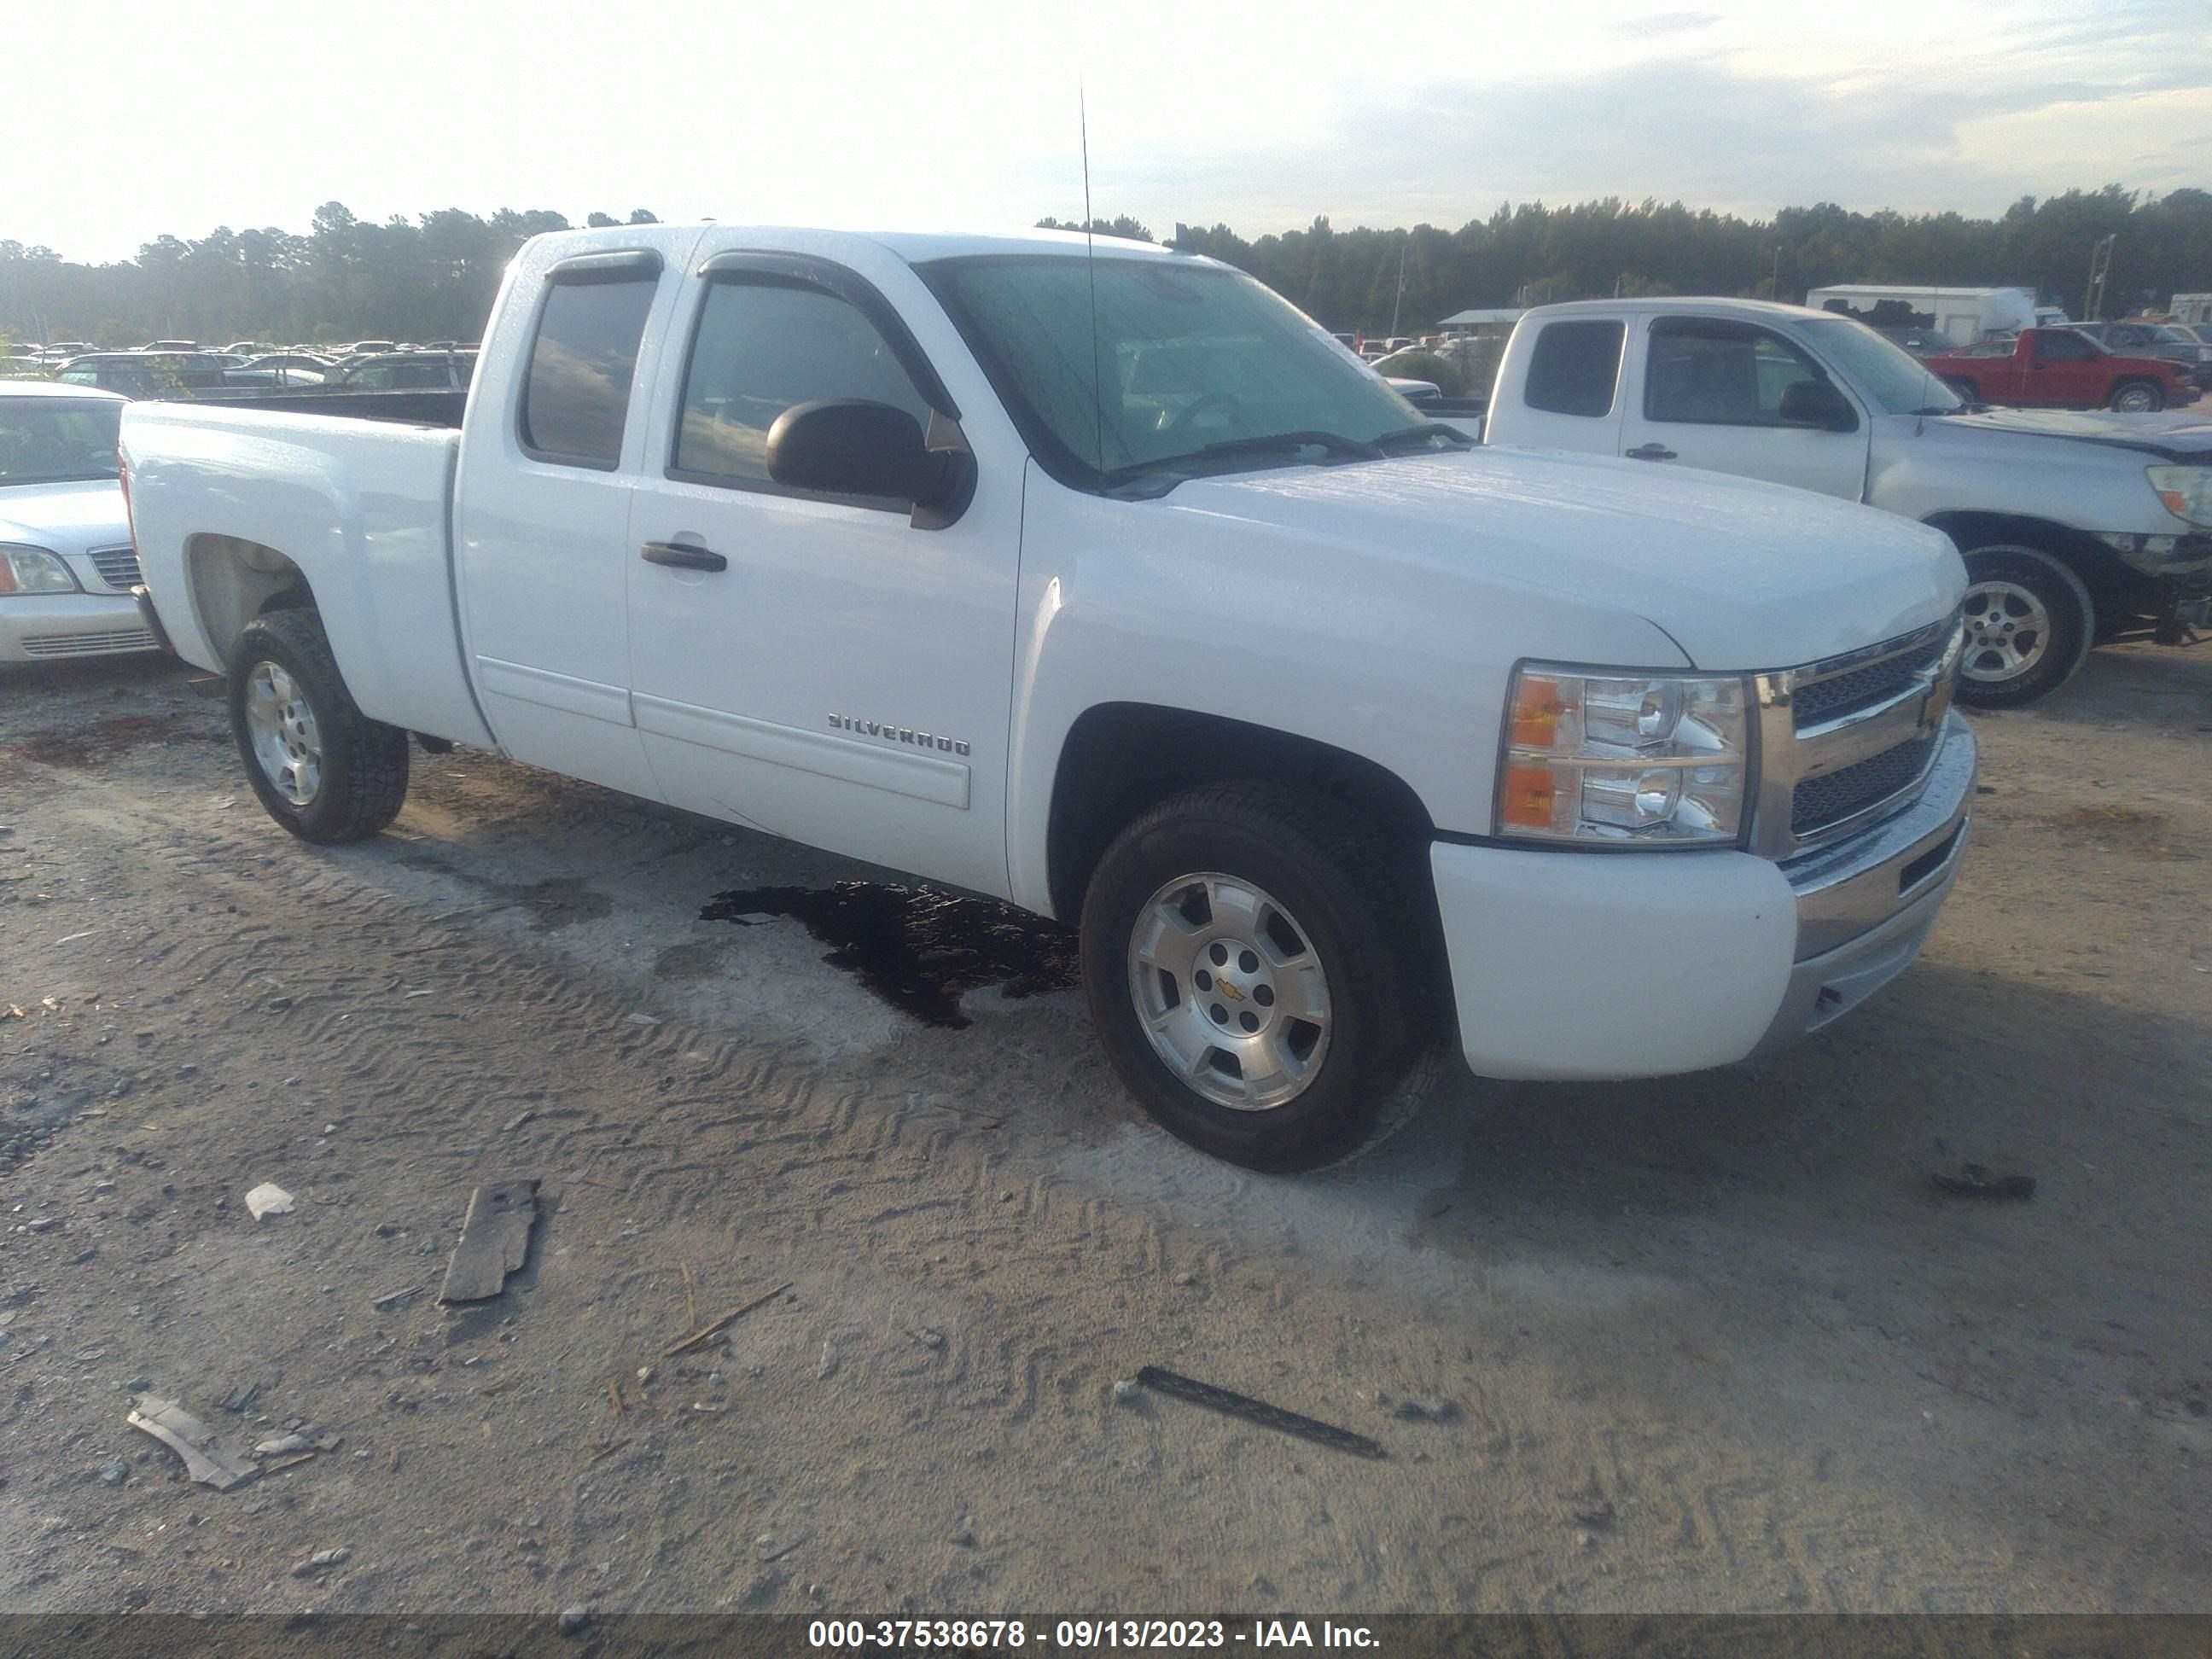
1952;544;2094;708
228;608;410;843
2109;379;2164;413
1080;782;1441;1172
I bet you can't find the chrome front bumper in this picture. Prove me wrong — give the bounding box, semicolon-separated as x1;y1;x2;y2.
1750;711;1976;1054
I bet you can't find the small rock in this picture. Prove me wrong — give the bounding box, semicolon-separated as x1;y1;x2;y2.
98;1460;130;1486
244;1184;295;1220
290;1547;348;1575
1575;1501;1616;1528
256;1433;311;1456
1112;1379;1141;1404
125;1375;152;1391
636;1366;655;1385
108;1080;132;1099
70;1249;97;1266
913;1328;946;1350
558;1605;591;1635
92;1180;116;1194
951;1515;977;1547
322;1123;336;1136
816;1342;837;1381
267;997;294;1013
26;1218;57;1234
1173;1272;1193;1287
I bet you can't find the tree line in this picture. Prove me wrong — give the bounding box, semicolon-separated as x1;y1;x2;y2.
3;185;2207;348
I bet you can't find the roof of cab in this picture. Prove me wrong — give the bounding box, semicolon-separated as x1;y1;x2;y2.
533;223;1202;269
1523;297;1838;323
0;379;126;403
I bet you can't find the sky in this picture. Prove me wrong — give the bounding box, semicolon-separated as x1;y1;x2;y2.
7;0;2209;263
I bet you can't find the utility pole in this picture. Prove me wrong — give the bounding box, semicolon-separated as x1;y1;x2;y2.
2083;234;2116;322
1772;245;1782;301
1388;239;1407;338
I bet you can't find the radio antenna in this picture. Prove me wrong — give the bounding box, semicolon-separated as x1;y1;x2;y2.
1081;81;1103;473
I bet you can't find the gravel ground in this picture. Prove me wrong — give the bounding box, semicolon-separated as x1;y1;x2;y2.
0;643;2208;1615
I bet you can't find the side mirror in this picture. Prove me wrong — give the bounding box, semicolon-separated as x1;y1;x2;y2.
1778;378;1858;433
765;399;960;509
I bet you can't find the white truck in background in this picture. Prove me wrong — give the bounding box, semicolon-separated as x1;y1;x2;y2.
124;224;1974;1170
1803;284;2039;346
1474;299;2212;706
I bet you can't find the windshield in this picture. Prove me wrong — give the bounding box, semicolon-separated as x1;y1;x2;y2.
2145;325;2193;345
918;255;1454;490
0;399;122;486
1791;317;1963;415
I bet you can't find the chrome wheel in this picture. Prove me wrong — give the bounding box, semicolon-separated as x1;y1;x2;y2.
2111;383;2159;413
242;660;323;806
1126;871;1332;1111
1959;579;2051;684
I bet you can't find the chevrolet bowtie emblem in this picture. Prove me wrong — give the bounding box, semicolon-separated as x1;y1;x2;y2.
1218;979;1246;1002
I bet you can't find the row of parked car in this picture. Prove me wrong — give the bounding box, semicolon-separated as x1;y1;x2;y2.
3;340;480;398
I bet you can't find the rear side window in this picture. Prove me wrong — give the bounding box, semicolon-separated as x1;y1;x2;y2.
671;280;931;492
1523;320;1625;417
2032;331;2096;362
519;270;659;469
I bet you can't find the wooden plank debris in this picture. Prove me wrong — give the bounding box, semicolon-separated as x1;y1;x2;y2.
439;1179;538;1302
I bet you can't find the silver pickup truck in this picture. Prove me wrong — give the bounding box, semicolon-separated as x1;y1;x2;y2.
1469;299;2212;706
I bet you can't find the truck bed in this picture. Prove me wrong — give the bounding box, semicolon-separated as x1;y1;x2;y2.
121;399;490;747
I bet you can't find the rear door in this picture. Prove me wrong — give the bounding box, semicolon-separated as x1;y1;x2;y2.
1489;316;1627;453
452;239;699;799
2022;329;2104;406
1615;314;1871;499
621;242;1022;897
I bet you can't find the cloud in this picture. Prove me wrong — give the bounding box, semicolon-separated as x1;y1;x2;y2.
1615;10;1720;37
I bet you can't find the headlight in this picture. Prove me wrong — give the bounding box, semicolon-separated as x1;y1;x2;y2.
2147;466;2212;528
0;544;83;595
1497;667;1750;846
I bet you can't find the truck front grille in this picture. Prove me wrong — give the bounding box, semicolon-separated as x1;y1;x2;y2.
1790;729;1941;836
89;547;143;591
1751;614;1964;859
1790;629;1950;728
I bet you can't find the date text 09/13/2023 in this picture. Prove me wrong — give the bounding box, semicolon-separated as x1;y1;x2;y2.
806;1619;1380;1649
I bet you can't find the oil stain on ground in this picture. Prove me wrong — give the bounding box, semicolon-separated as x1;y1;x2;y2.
11;713;225;770
701;882;1079;1028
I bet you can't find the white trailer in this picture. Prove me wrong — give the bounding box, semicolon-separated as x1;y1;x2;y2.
1803;284;2037;344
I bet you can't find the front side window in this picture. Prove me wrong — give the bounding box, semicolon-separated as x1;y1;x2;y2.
1645;319;1823;426
672;281;931;490
1525;320;1625;417
2033;331;2098;362
519;271;658;469
0;400;123;485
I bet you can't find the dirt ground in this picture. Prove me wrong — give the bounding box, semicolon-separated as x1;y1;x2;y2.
1;643;2208;1617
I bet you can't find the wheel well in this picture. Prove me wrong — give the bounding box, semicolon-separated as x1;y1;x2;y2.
1045;703;1435;923
183;534;316;664
1921;512;2135;601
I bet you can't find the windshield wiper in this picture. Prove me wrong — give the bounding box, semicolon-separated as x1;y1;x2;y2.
1371;422;1474;451
1193;429;1384;463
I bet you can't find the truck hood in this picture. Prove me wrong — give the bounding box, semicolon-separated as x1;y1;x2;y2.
1163;447;1961;670
0;478;132;557
1936;406;2212;464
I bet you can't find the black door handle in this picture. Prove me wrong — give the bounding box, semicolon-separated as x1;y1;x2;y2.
641;541;727;573
1624;443;1677;461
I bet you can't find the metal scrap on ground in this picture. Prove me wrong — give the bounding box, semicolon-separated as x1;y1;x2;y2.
439;1179;539;1302
1135;1365;1388;1460
1932;1164;2038;1200
127;1394;260;1490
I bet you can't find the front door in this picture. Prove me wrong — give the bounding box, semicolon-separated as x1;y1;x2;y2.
1617;315;1871;500
2023;329;2104;406
624;251;1021;899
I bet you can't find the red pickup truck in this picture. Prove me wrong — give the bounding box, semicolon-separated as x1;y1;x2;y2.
1922;327;2195;412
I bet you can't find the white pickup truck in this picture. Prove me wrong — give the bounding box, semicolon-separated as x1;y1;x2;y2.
123;225;1976;1170
1476;298;2212;706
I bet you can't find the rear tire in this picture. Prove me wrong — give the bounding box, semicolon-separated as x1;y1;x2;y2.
1079;781;1443;1172
228;608;410;843
2109;379;2164;413
1952;544;2094;708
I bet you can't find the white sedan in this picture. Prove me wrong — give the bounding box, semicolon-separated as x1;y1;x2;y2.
0;381;157;662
